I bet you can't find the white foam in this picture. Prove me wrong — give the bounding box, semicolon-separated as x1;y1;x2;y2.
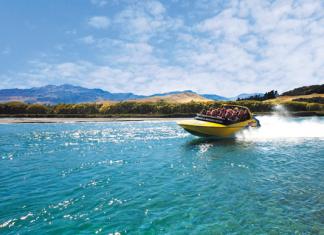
20;212;33;220
236;113;324;141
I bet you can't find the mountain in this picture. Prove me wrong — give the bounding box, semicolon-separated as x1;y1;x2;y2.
145;91;229;101
281;84;324;96
0;85;227;104
0;84;144;104
2;84;322;104
146;90;195;97
200;94;229;101
229;93;264;101
129;92;212;103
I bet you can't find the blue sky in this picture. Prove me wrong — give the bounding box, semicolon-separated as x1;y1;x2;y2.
0;0;323;96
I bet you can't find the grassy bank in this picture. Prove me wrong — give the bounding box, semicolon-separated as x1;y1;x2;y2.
0;100;323;117
1;111;323;118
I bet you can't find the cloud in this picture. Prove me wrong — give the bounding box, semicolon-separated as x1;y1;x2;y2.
87;16;110;29
113;0;182;41
197;9;249;42
90;0;107;7
80;35;95;44
146;0;165;15
177;0;324;94
2;0;324;97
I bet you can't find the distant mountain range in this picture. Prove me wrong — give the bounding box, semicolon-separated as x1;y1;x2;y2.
0;84;263;104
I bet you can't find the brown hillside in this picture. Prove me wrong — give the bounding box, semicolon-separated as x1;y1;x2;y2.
129;92;212;103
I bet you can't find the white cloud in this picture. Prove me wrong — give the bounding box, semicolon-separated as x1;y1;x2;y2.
2;0;324;97
90;0;108;7
183;0;324;94
88;16;110;29
80;35;95;44
146;0;165;16
113;0;182;41
197;9;249;42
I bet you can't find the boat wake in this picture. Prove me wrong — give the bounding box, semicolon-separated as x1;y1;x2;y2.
236;115;324;141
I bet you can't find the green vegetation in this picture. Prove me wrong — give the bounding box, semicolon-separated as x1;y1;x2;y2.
282;84;324;96
277;101;324;112
292;97;324;104
0;101;214;117
0;101;28;114
1;100;323;117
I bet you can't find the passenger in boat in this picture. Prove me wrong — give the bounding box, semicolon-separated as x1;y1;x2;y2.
219;108;227;119
232;108;239;120
237;109;244;121
230;109;236;120
213;108;218;116
200;109;207;115
244;110;250;120
215;108;222;117
239;110;248;121
225;108;233;119
198;106;251;124
198;106;253;124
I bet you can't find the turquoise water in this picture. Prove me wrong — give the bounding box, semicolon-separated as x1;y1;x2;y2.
0;117;323;234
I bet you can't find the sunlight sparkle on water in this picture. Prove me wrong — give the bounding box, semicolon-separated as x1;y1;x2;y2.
0;118;323;234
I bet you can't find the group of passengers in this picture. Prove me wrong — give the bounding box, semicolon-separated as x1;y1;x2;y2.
199;107;249;122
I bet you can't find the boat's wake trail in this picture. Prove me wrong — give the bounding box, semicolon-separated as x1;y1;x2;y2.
236;115;324;141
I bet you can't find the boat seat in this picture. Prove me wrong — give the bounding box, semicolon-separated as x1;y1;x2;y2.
195;114;234;125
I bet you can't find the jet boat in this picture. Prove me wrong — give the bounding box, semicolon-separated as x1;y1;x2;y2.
177;105;260;138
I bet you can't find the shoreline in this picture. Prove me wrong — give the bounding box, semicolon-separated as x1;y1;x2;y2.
0;113;323;124
0;117;191;124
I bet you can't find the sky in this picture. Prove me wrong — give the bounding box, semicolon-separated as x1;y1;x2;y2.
0;0;323;96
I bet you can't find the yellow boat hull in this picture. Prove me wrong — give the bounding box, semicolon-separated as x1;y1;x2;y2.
177;119;257;138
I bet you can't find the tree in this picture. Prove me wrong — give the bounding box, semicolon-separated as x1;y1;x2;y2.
99;103;111;114
27;104;49;114
0;102;28;114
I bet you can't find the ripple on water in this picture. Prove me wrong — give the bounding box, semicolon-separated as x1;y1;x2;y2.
0;119;323;234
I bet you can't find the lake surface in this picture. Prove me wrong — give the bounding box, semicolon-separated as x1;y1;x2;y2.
1;116;324;234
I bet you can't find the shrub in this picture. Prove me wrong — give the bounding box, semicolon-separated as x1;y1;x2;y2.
71;103;101;114
1;100;322;116
306;103;324;111
0;102;28;114
282;101;308;111
99;103;111;114
292;97;324;104
53;104;74;114
26;104;49;114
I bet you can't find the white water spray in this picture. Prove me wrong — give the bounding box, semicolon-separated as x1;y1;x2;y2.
236;105;324;140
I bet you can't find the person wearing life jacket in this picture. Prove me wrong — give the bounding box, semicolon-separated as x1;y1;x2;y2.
215;108;221;117
232;108;240;121
242;110;249;120
200;109;207;115
210;109;216;117
218;108;225;119
237;109;244;121
206;108;212;116
225;109;232;119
